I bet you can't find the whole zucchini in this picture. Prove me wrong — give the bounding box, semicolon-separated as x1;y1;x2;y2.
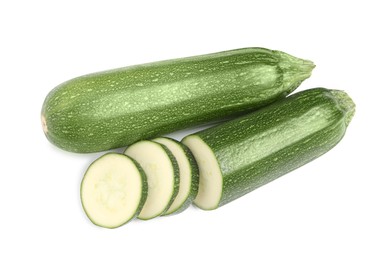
41;48;314;153
182;88;355;210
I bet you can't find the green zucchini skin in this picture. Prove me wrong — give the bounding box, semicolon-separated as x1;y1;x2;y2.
183;88;355;209
41;47;314;153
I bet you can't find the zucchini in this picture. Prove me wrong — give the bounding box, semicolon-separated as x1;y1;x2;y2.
152;137;199;215
80;153;147;228
124;140;180;220
41;47;315;153
182;88;355;210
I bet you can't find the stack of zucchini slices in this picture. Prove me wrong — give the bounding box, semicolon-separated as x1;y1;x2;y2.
81;137;199;228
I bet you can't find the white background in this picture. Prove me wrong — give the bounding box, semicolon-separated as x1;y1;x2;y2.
1;0;382;259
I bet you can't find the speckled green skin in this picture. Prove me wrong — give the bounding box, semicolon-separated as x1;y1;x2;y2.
154;137;199;216
80;153;148;228
42;47;314;153
184;88;355;209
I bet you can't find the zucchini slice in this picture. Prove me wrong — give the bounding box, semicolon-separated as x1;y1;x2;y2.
124;140;180;220
153;137;199;215
182;136;222;210
80;153;147;228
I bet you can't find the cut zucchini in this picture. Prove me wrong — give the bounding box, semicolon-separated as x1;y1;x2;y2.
80;153;147;228
153;137;199;215
183;88;355;210
124;140;180;220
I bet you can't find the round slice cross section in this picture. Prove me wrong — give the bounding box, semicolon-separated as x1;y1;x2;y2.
182;135;223;210
124;140;180;220
81;153;147;228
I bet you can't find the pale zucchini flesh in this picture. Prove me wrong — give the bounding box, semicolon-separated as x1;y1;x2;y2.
153;137;199;215
124;140;180;220
80;153;147;228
